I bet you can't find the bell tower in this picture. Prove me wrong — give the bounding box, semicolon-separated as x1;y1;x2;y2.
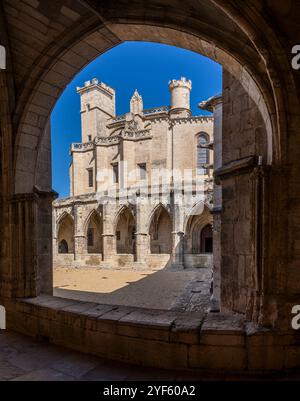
77;78;116;142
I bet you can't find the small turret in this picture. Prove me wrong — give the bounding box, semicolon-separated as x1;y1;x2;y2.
168;77;192;116
130;89;143;115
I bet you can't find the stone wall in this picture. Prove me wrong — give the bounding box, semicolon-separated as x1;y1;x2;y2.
220;70;268;318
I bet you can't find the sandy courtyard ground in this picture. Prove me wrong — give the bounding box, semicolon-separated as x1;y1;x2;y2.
53;266;211;310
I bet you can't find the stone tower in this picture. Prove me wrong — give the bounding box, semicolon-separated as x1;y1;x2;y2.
77;78;116;142
168;77;192;117
130;89;143;115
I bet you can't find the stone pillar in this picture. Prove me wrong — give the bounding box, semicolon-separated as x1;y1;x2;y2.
34;187;57;295
134;198;148;266
102;234;115;265
8;193;38;298
172;231;184;268
73;203;86;263
135;233;148;265
6;188;57;298
101;202;116;266
171;192;185;268
199;95;222;312
74;236;86;261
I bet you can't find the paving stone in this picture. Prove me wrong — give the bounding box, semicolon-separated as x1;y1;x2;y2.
10;368;75;381
0;360;27;381
49;352;100;379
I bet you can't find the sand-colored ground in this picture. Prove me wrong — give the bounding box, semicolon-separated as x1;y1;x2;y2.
53;266;211;310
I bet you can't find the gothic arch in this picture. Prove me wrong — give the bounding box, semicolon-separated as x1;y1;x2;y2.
84;209;103;254
115;206;136;254
114;204;135;231
149;204;172;254
57;213;74;254
56;211;74;238
185;204;213;254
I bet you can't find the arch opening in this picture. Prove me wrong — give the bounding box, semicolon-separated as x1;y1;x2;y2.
116;207;136;255
86;211;103;254
9;5;286;324
57;214;74;255
149;205;172;254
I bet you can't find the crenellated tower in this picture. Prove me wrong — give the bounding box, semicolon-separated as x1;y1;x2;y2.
77;78;116;142
168;77;192;117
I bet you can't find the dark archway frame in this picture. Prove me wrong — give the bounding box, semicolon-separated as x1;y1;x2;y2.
0;0;296;332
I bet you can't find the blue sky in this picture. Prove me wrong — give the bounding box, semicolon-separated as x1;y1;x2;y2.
51;41;222;198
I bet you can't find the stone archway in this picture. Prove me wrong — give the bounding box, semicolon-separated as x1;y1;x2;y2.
115;206;136;255
184;204;213;268
57;213;74;254
1;0;298;331
85;210;103;254
149;205;172;254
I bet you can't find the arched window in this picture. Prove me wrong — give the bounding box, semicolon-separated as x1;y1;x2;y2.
197;133;209;175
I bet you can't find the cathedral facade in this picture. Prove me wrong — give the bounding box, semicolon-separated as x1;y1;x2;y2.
53;77;214;269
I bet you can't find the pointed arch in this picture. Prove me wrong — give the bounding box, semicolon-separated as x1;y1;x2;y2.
184;204;212;254
184;201;206;234
149;204;172;254
114;204;134;231
85;209;103;254
115;205;136;254
56;211;74;236
57;212;74;254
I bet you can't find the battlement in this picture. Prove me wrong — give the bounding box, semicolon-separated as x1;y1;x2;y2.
168;76;192;91
76;78;116;142
168;77;192;112
76;78;115;97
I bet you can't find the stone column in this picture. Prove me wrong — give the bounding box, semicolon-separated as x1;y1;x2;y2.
101;202;116;266
171;231;184;268
134;198;148;267
102;234;115;265
135;233;148;266
171;192;185;268
7;188;57;298
199;95;222;312
8;193;38;298
74;203;86;264
74;236;86;262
